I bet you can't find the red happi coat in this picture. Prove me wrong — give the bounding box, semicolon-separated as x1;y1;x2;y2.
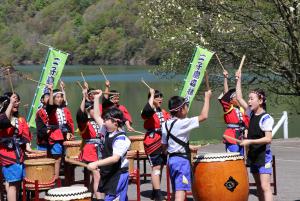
77;112;104;162
35;107;49;146
47;106;74;144
0;117;32;166
118;105;132;124
219;99;249;144
142;103;170;155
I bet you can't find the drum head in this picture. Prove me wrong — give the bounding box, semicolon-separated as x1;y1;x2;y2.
45;186;91;200
194;152;244;163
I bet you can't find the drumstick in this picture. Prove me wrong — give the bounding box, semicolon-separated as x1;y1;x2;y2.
238;55;246;72
7;69;14;94
132;130;145;135
24;77;47;86
141;78;151;89
215;54;226;71
90;90;120;95
99;67;108;81
80;72;86;83
205;71;210;91
76;81;84;90
65;157;88;168
223;135;242;143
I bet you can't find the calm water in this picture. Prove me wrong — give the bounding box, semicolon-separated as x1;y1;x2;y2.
1;65;299;145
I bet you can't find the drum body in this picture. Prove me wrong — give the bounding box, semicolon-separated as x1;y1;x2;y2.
24;158;55;184
63;140;82;159
45;186;91;201
128;135;144;152
193;153;249;201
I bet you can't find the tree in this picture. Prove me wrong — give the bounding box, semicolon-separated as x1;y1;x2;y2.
140;0;300;96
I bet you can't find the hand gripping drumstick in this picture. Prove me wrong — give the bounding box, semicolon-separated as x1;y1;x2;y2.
223;135;242;143
141;78;151;89
99;67;108;81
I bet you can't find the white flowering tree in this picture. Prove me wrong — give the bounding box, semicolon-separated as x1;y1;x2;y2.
140;0;300;97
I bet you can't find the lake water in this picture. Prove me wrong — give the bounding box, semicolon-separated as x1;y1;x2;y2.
1;65;299;145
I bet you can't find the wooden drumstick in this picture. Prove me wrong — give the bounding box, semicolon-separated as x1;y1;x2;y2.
215;54;226;72
99;67;108;81
24;77;47;86
132;130;145;135
205;71;210;91
65;157;88;168
7;69;14;94
238;55;246;72
76;81;84;90
141;78;151;89
80;72;86;83
223;135;242;143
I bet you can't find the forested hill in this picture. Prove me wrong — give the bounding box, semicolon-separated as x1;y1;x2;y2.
0;0;160;66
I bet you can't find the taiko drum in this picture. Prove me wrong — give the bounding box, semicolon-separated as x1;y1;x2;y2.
192;152;249;201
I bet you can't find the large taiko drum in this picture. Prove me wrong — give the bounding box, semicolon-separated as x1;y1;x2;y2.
192;152;249;201
24;158;56;185
44;186;92;201
128;135;144;152
63;140;82;159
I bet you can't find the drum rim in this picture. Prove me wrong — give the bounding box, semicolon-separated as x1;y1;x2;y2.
24;158;56;165
128;135;144;140
194;152;244;162
63;140;82;145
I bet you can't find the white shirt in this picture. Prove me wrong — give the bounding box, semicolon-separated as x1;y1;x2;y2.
161;116;199;153
100;126;131;168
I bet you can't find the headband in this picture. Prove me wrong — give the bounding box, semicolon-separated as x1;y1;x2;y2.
169;100;188;112
251;91;266;102
53;91;64;97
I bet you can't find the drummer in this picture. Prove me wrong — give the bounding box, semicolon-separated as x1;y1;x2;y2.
219;70;249;155
35;92;50;151
0;92;32;201
162;90;211;201
87;90;131;201
46;83;74;179
141;88;170;201
76;86;104;200
102;79;135;132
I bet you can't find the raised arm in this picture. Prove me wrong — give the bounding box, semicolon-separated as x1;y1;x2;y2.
5;94;17;119
235;70;248;110
80;86;88;112
104;80;110;99
48;84;54;105
148;88;155;109
198;90;212;122
93;90;104;126
60;80;68;105
223;70;229;93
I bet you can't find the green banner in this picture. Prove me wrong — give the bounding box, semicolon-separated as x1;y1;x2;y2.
27;48;68;128
180;46;214;107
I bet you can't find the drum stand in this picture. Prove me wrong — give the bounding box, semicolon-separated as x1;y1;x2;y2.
22;178;61;201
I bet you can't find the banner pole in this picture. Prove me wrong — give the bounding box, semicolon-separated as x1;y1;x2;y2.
27;48;51;122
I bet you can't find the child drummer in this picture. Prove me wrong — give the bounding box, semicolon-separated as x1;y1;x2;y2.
0;92;32;201
87;90;131;201
162;90;211;201
46;83;74;179
102;79;134;132
141;88;170;201
77;86;104;200
219;70;249;155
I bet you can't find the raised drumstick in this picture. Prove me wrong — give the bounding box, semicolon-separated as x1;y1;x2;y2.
24;77;47;86
99;67;108;81
215;54;226;72
76;81;84;90
80;72;86;83
7;69;14;94
141;78;151;89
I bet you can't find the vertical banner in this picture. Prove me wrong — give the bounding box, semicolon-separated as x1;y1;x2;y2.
180;46;214;107
27;48;68;127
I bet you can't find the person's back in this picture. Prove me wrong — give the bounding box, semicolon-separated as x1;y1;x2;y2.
162;92;211;201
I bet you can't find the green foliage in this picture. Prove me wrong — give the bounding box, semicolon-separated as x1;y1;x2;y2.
0;0;160;65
